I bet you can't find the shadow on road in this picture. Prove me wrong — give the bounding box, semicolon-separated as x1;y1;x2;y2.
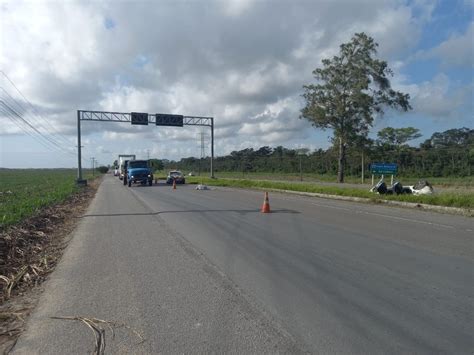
117;181;187;188
79;209;300;218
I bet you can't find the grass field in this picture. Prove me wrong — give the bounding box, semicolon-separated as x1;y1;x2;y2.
211;171;474;187
185;176;474;210
0;169;95;229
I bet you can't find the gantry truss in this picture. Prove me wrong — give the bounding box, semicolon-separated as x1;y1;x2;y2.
76;110;214;183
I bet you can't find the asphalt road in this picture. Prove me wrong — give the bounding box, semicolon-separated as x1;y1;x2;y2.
13;174;474;354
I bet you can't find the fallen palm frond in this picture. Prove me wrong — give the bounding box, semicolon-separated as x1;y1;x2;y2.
0;266;28;301
0;262;50;302
0;310;26;322
0;327;23;337
51;316;145;355
0;276;9;288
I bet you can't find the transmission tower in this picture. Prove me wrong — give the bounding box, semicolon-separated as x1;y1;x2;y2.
198;131;209;177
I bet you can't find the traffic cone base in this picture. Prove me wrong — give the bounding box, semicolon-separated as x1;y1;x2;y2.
261;192;271;213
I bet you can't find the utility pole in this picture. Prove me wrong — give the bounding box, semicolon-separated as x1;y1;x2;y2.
147;149;150;160
91;157;95;177
299;155;303;182
361;151;365;184
76;110;86;185
297;149;306;182
210;117;214;178
198;131;206;177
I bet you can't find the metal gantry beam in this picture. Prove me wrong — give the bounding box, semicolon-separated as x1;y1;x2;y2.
79;110;213;126
76;110;215;183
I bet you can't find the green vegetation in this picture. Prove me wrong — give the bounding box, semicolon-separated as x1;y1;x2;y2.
301;32;411;182
210;172;473;188
186;176;474;209
0;169;96;228
96;166;109;174
166;127;473;180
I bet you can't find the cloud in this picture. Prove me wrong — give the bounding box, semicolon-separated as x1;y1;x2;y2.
411;21;474;68
431;22;474;68
221;0;256;16
411;74;472;119
1;0;466;166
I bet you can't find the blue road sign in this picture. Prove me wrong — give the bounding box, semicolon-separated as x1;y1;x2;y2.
370;163;398;175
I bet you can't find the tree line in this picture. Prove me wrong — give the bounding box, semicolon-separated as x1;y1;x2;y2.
120;32;472;182
164;127;473;178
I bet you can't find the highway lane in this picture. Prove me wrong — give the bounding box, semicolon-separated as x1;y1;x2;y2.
12;176;302;354
13;175;473;354
131;178;473;354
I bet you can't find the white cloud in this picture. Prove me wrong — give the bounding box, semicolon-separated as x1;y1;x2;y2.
0;0;470;166
431;22;474;68
411;74;472;118
221;0;256;16
356;5;422;58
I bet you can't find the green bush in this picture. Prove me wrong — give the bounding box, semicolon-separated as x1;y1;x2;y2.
97;166;109;174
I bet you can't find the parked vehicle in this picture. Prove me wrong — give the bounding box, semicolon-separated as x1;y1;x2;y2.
127;160;154;187
166;171;185;184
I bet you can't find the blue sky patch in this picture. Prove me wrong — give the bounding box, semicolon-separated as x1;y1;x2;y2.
104;17;116;30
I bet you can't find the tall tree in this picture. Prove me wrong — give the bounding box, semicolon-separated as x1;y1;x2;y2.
149;159;164;171
430;127;473;147
377;127;422;147
301;32;411;182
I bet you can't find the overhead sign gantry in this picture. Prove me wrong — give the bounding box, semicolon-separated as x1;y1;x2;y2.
76;110;214;184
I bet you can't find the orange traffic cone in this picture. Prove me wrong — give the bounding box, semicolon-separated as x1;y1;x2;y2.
173;179;177;190
261;192;271;213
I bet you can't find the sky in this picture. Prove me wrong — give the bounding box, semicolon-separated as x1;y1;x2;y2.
0;0;472;168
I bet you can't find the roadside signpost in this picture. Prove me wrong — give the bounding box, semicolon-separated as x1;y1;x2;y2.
370;163;398;186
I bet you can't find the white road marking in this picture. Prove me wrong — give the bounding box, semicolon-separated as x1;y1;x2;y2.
354;210;456;229
284;196;469;232
206;186;474;233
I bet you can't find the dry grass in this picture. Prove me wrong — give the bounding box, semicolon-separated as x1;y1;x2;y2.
51;316;145;355
0;178;100;353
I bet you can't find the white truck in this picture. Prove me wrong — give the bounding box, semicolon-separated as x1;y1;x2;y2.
118;155;136;180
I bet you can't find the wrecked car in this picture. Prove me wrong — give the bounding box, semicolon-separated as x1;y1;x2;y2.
370;179;434;195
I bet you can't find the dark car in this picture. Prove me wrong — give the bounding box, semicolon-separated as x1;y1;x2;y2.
166;171;185;184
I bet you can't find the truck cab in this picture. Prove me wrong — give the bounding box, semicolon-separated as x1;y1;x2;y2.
126;160;153;187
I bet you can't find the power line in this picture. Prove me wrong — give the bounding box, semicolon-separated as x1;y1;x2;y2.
0;100;65;152
0;72;91;166
0;70;74;147
0;105;54;151
0;87;74;151
0;98;75;156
